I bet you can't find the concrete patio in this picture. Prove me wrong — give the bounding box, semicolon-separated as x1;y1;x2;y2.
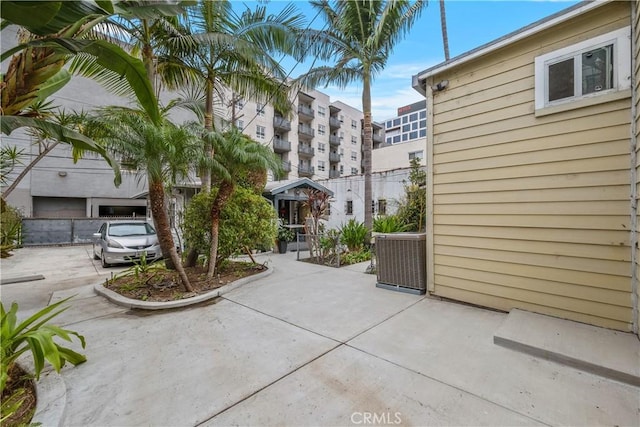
1;246;638;426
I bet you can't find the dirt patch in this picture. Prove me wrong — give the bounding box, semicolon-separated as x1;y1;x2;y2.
2;364;37;427
102;261;266;302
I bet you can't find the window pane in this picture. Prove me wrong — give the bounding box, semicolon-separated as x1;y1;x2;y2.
548;58;574;102
582;44;613;95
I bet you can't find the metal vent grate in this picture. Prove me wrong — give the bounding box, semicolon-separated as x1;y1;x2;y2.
376;233;426;294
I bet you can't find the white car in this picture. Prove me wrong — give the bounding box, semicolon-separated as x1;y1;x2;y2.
93;220;163;267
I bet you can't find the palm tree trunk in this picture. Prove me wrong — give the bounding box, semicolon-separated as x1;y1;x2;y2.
2;141;59;199
439;0;450;61
207;180;234;279
362;71;373;233
148;179;193;292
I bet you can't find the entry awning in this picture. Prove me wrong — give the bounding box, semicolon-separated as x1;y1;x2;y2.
263;178;333;199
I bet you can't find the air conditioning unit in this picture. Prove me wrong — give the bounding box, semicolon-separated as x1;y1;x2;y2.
375;233;426;295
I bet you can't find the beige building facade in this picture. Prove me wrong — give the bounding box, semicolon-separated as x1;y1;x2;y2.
413;0;639;333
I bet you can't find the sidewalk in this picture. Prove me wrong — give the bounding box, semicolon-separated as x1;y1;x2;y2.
1;246;639;426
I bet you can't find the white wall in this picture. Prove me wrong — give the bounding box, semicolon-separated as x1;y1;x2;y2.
317;167;414;230
372;139;426;172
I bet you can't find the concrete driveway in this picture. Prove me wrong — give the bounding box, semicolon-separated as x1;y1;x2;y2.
1;246;638;426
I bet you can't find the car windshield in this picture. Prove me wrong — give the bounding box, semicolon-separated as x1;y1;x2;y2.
108;223;155;237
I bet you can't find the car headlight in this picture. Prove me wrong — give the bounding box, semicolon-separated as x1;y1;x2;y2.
107;239;124;249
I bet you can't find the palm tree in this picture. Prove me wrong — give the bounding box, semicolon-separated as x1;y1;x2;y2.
161;1;306;191
439;0;450;61
206;129;282;278
85;107;201;292
303;0;427;232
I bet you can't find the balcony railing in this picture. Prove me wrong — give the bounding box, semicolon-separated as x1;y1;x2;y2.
329;117;341;129
298;164;314;177
298;105;315;119
329;152;340;163
373;133;384;144
298;124;315;139
329;170;340;179
298;145;315;157
273;116;291;131
273;139;291;153
329;135;340;146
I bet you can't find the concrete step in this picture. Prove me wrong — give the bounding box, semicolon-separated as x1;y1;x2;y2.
494;309;640;386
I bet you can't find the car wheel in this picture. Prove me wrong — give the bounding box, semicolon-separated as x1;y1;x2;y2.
93;245;100;260
101;251;110;268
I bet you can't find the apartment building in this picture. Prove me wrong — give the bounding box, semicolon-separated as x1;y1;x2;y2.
372;100;427;172
226;90;365;182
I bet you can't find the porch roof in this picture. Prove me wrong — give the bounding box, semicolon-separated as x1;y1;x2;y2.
263;178;333;197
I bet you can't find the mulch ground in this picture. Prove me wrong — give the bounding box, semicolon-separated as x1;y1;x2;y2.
2;364;37;427
102;261;266;302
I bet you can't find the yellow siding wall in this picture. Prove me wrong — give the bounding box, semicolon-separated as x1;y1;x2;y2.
633;0;640;334
429;2;633;331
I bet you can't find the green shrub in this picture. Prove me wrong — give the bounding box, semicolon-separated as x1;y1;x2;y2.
396;158;426;232
339;219;368;252
373;215;410;233
183;187;277;267
1;203;21;258
340;249;371;266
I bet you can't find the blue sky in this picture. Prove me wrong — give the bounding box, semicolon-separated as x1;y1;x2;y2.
236;0;580;120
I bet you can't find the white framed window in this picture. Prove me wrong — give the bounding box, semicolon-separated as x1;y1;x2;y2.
318;124;326;135
351;167;358;175
318;160;325;171
346;200;353;215
339;131;344;141
256;103;265;116
339;148;344;156
339;114;344;123
351;119;357;129
318;142;326;153
256;125;265;139
534;26;631;111
377;199;387;216
408;150;423;161
351;135;357;145
340;165;344;174
351;151;357;161
318;106;326;117
236;98;244;109
236;119;244;130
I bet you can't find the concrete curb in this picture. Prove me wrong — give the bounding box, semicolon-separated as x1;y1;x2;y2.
16;360;66;427
93;266;273;310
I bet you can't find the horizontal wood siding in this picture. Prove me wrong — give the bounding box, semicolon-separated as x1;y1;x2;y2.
430;2;633;331
634;0;640;334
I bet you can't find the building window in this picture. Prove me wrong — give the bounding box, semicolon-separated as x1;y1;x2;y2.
318;124;326;135
402;124;411;132
351;119;357;129
351;167;358;175
409;113;418;122
346;200;353;215
386;120;393;128
402;116;408;124
318;142;326;153
339;148;344;156
339;115;344;123
393;118;401;127
408;150;423;161
256;125;265;139
236;98;244;109
392;135;401;144
351;135;357;145
402;134;408;142
351;151;357;161
339;131;344;141
340;165;344;174
409;131;418;140
318;160;325;171
419;120;426;129
236;119;244;130
377;199;387;215
419;129;426;138
256;103;265;116
534;26;630;111
419;110;426;119
318;106;326;117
